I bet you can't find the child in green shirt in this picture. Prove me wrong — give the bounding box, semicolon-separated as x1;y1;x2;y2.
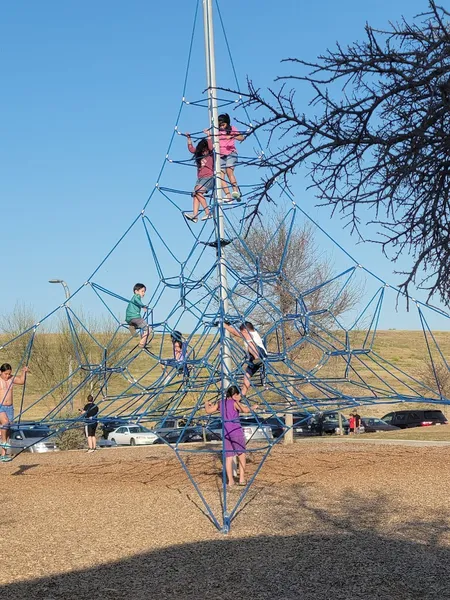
126;283;150;348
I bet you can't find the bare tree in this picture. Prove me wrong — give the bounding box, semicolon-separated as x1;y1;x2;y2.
227;213;359;361
240;1;450;305
227;214;360;443
0;304;124;402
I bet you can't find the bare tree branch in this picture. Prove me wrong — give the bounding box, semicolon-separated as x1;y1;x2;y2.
238;1;450;305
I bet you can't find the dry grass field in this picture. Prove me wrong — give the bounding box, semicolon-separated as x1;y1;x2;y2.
1;440;450;599
4;329;448;421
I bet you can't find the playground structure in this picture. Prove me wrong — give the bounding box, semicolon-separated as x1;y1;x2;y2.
1;0;450;532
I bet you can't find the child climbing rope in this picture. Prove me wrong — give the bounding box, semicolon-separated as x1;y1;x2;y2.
0;363;29;461
223;321;267;396
204;385;257;487
160;331;190;377
185;130;214;223
125;283;151;348
217;113;245;201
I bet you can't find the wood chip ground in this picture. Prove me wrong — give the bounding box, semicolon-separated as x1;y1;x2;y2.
1;440;450;599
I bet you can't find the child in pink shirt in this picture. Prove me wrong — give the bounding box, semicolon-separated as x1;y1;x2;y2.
218;113;245;201
185;129;214;224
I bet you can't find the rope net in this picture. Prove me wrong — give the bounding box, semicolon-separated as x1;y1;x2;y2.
1;0;449;531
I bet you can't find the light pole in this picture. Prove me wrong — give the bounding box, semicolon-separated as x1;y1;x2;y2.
49;279;74;408
48;279;71;304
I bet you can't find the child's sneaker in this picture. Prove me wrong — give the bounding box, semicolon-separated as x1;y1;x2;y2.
231;190;241;201
201;213;213;221
223;197;234;203
185;213;198;223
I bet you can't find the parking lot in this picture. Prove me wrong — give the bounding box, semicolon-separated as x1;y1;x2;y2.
2;440;450;598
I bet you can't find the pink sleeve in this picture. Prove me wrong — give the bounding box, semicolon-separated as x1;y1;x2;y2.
188;142;196;154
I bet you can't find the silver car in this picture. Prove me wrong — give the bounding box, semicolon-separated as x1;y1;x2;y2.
10;425;59;455
206;417;273;443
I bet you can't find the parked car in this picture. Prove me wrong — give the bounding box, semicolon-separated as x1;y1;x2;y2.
294;412;318;435
263;416;287;438
382;409;448;429
326;412;349;435
155;427;204;444
101;417;129;439
316;412;349;435
263;412;349;437
10;424;59;455
360;417;400;433
107;425;158;446
263;413;314;438
153;417;189;436
206;417;273;443
153;417;206;444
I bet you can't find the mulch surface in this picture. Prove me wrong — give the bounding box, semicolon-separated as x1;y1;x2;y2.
2;441;450;599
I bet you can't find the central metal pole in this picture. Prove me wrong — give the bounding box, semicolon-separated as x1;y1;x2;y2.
202;0;232;384
202;0;233;534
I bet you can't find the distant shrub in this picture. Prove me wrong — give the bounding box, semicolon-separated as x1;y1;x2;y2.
55;426;86;451
419;359;450;399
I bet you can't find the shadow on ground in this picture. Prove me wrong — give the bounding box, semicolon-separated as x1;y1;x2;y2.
3;489;450;600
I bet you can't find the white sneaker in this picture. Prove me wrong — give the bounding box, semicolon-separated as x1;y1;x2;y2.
185;213;198;223
201;213;213;221
231;190;241;201
87;448;95;453
223;197;234;203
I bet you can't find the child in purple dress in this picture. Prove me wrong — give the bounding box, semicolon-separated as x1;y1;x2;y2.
204;385;257;487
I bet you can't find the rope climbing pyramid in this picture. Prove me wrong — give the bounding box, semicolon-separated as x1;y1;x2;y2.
1;0;450;533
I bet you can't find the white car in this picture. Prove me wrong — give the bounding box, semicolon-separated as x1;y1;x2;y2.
107;425;158;446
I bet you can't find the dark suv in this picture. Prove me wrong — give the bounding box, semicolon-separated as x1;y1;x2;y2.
320;412;350;435
382;410;448;429
263;411;349;437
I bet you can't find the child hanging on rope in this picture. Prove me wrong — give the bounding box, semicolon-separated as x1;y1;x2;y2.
217;113;245;202
161;331;190;377
0;363;29;461
185;129;214;223
125;283;151;348
204;385;257;487
222;321;267;396
171;331;188;370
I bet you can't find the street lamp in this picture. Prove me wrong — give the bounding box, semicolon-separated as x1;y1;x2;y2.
49;279;74;407
48;279;71;303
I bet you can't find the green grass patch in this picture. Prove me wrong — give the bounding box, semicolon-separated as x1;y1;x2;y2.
362;424;450;442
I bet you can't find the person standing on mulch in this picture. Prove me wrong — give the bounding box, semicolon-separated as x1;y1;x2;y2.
204;385;257;488
353;411;362;433
79;394;99;453
348;413;356;434
0;363;29;462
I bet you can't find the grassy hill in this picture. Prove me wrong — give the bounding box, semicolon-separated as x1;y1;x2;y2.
1;330;448;420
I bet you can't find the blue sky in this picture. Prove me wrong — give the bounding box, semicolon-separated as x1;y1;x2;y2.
1;0;447;331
